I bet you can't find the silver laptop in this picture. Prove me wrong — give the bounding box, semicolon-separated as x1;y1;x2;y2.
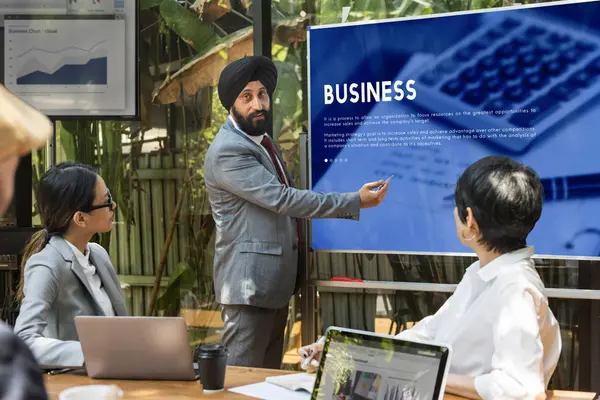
312;327;452;400
75;316;197;380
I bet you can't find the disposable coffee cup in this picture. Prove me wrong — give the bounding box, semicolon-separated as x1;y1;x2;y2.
197;344;228;393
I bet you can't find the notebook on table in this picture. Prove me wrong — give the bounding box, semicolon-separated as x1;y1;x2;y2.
265;373;316;392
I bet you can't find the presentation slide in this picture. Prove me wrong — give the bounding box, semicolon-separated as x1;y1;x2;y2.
4;16;126;111
0;0;138;118
308;0;600;258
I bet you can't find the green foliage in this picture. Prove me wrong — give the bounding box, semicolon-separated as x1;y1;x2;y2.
272;50;304;185
177;89;223;307
273;57;302;142
273;0;303;14
159;0;219;53
140;0;163;10
314;0;503;25
196;89;226;151
157;261;197;315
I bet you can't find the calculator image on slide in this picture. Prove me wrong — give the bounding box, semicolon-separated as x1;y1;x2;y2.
409;7;600;154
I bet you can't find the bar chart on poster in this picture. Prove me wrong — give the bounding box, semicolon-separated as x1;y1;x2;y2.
4;16;126;112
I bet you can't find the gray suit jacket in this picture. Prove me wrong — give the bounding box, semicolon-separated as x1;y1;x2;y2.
14;236;127;367
204;118;360;309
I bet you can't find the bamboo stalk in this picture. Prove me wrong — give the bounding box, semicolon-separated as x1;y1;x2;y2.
147;81;191;317
147;177;190;316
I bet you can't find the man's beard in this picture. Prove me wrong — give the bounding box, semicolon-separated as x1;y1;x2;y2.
232;106;271;137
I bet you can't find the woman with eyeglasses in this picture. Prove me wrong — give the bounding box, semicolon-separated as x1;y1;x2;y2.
14;161;128;367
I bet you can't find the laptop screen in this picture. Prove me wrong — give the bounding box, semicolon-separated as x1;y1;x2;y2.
312;328;450;400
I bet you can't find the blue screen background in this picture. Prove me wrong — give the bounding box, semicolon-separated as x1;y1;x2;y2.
309;1;600;257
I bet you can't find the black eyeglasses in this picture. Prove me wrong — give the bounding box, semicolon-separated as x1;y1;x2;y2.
81;190;115;213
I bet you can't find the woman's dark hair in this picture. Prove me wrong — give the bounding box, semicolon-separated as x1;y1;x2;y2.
454;155;544;254
17;162;98;301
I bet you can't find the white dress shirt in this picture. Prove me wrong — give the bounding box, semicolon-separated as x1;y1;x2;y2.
396;247;561;400
65;241;115;317
228;115;289;186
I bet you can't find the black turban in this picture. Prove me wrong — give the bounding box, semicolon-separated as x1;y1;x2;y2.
218;55;278;111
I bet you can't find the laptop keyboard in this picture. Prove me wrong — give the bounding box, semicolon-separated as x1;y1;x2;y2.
412;12;600;153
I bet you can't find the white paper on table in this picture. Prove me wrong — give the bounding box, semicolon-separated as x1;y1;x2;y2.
265;373;316;392
228;382;311;400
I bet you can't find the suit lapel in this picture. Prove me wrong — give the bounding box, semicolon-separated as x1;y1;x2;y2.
223;119;282;179
89;249;127;316
49;237;104;315
49;236;127;316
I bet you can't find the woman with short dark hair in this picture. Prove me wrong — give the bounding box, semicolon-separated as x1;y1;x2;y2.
300;155;561;400
453;155;544;257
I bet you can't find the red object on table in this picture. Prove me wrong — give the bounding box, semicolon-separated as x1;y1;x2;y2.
330;276;364;282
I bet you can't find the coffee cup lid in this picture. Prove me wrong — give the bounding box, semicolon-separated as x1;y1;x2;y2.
198;344;227;356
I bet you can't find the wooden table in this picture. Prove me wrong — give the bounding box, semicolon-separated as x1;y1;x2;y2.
45;366;596;400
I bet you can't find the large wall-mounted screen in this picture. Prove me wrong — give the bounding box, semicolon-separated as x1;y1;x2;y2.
308;0;600;259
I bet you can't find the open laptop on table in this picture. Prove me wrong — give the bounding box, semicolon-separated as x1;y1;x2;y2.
75;316;197;380
311;327;452;400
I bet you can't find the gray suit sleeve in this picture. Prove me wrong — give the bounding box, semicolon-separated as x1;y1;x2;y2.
14;263;84;367
212;143;361;220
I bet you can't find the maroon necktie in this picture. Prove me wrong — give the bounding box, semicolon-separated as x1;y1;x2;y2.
261;135;288;186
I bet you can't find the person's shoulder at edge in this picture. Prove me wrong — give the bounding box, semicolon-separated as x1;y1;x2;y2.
0;321;48;400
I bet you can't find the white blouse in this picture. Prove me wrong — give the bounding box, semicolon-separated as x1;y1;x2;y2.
65;241;115;317
396;247;562;400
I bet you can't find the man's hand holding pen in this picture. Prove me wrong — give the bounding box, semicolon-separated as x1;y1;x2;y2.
298;341;324;373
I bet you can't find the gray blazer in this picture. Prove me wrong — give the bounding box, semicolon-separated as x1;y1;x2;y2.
204;118;360;309
13;236;127;367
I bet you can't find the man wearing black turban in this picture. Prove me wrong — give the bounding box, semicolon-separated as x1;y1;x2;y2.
217;55;277;114
204;56;390;368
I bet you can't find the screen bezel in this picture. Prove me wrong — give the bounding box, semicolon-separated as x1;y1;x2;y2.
311;326;451;400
